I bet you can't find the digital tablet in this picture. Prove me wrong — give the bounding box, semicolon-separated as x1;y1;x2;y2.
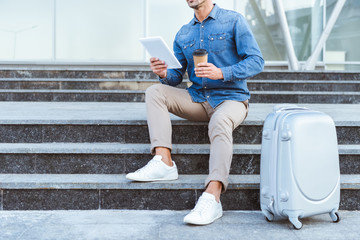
139;36;182;69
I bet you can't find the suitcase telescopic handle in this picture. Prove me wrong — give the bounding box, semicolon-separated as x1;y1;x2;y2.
273;104;309;112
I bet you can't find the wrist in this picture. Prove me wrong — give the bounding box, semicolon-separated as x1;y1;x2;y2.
158;71;167;79
218;68;224;80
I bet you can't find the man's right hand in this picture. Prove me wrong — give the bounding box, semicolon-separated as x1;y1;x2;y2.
150;57;167;79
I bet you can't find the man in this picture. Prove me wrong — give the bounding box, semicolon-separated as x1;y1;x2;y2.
126;0;264;225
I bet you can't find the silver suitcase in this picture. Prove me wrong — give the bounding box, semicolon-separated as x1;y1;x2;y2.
260;104;341;229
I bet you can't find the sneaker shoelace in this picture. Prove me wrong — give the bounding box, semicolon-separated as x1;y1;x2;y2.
192;197;214;214
135;159;161;174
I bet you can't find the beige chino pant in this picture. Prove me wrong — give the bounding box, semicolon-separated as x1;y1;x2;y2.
145;84;248;191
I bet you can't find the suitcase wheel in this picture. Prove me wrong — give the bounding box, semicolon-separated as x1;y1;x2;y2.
330;211;340;223
262;209;274;222
292;221;303;230
289;217;303;230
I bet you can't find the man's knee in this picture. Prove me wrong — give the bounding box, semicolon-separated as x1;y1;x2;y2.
209;101;247;136
145;84;167;102
208;114;233;140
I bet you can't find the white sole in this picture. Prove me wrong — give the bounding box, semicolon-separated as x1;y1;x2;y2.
184;211;223;225
125;175;178;182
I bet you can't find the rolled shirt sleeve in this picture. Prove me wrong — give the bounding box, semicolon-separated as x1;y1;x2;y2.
220;14;264;82
158;35;188;86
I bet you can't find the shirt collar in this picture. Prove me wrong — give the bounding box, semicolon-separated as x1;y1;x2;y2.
191;4;220;25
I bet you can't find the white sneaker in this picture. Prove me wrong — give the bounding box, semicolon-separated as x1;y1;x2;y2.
126;155;178;181
183;192;223;225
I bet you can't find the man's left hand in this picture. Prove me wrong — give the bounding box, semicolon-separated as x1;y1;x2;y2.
195;63;224;80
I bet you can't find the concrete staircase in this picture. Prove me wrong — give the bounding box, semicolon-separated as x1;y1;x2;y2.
0;70;359;103
0;69;359;211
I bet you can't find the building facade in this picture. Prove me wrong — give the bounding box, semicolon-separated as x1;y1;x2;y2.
0;0;359;70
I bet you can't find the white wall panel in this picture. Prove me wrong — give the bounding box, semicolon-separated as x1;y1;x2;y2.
0;0;53;60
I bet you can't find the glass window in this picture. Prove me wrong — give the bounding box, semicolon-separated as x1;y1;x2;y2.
326;0;360;70
56;0;144;61
235;0;325;62
0;0;53;60
235;0;286;61
147;0;193;58
284;0;324;61
0;0;358;69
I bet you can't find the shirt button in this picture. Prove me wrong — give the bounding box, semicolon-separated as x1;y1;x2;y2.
204;86;207;89
207;96;209;98
201;25;204;28
201;39;203;42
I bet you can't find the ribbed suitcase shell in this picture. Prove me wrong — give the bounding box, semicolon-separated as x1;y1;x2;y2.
260;105;340;229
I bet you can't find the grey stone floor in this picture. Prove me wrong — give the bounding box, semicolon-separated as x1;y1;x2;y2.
0;210;359;240
0;102;359;126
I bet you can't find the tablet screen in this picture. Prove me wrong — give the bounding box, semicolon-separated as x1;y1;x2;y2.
139;36;182;69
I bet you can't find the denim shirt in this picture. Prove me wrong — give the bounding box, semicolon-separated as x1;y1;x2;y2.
159;4;264;108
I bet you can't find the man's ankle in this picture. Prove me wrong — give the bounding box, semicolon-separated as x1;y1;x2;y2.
155;147;173;167
205;181;222;202
160;155;173;167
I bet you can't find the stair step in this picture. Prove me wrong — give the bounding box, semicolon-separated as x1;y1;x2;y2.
0;143;359;175
1;69;360;80
2;102;358;125
1;142;359;155
251;91;360;104
0;143;261;154
0;143;261;175
2;173;358;190
0;174;359;210
0;102;358;144
0;89;359;103
0;78;359;92
248;80;360;92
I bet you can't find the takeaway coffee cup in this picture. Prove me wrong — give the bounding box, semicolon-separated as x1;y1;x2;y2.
193;49;208;67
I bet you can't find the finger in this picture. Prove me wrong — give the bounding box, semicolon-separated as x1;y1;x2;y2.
150;60;166;68
152;63;167;69
153;67;166;72
194;67;205;73
195;65;212;71
197;62;211;67
195;68;209;74
151;61;166;67
198;68;212;73
196;62;207;67
152;67;168;73
195;70;205;77
152;65;168;72
195;71;207;77
150;57;160;63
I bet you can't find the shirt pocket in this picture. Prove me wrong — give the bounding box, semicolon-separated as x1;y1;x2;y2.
182;40;196;59
208;33;226;54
